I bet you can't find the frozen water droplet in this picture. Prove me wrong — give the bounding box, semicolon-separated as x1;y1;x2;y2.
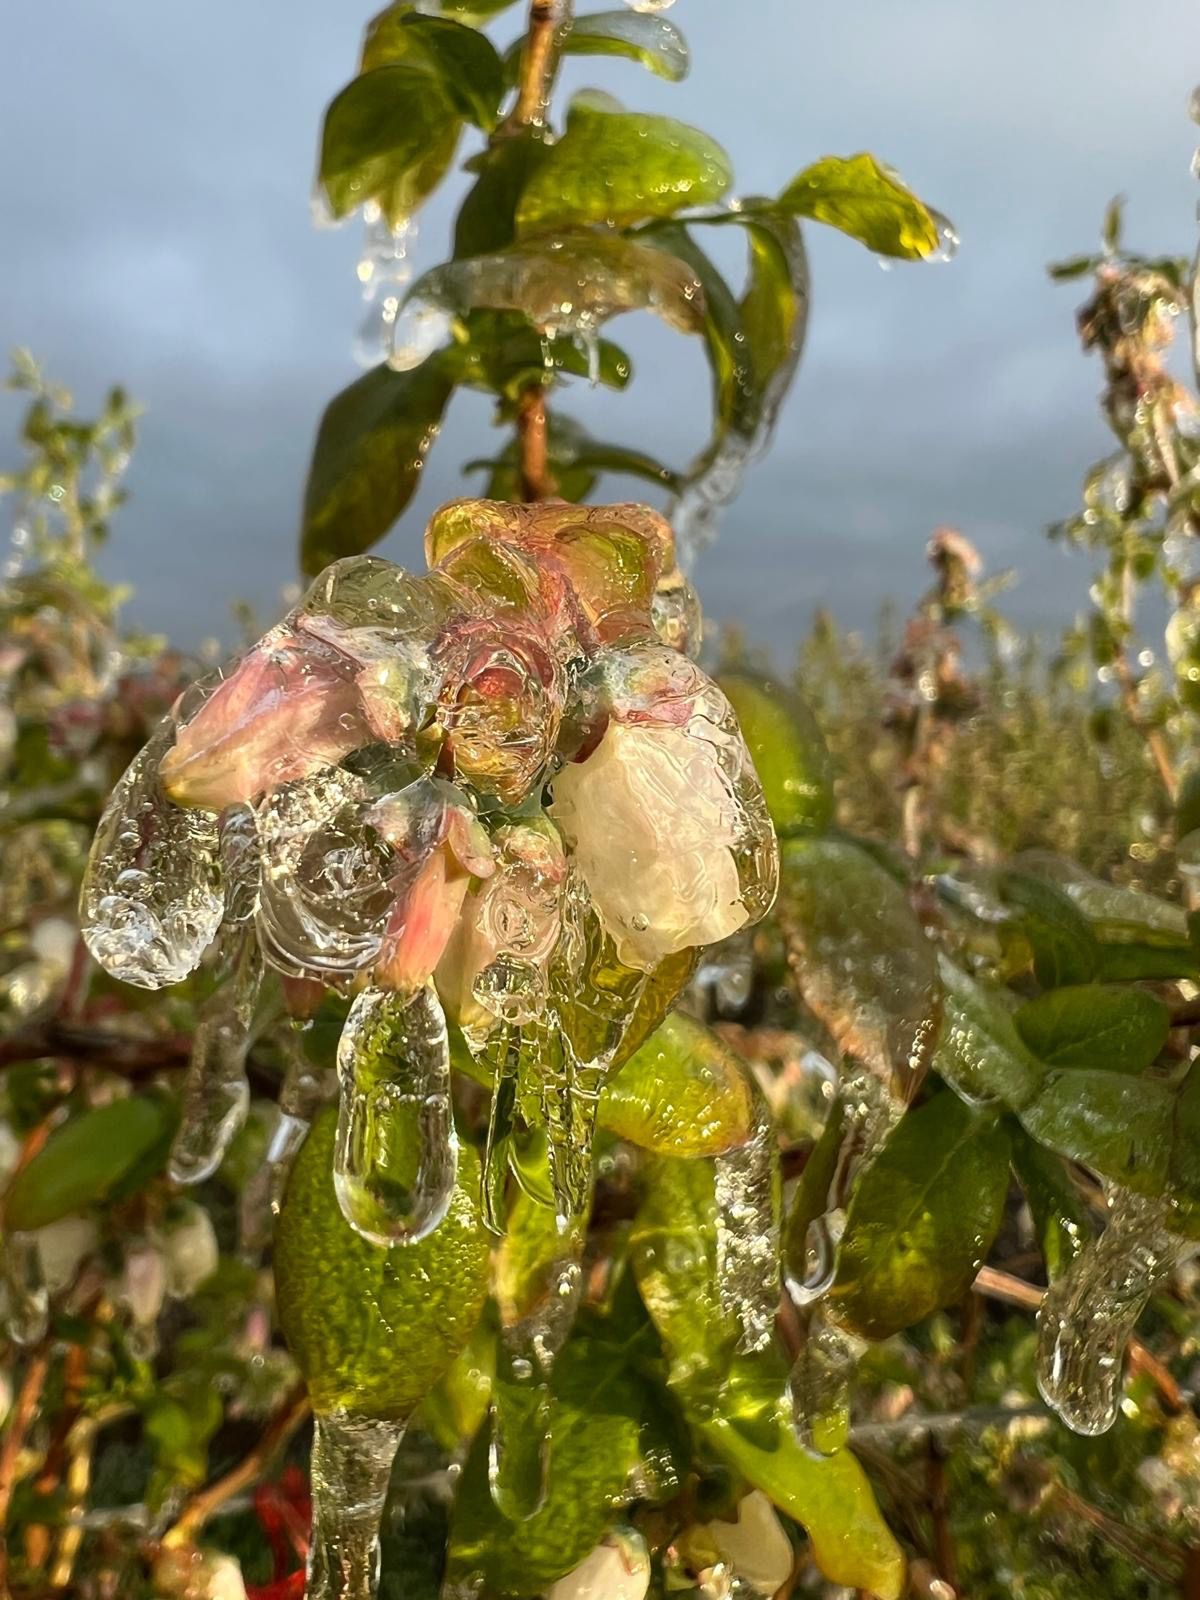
624;0;676;11
307;1412;405;1600
80;722;224;988
714;1095;780;1352
488;1348;553;1521
169;930;263;1185
387;297;454;372
334;984;459;1247
2;1231;48;1346
696;928;754;1016
1036;1189;1191;1435
790;1313;859;1456
927;209;959;263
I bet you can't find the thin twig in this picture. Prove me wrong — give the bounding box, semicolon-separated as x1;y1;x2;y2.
0;1346;52;1596
516;387;556;502
509;0;562;128
159;1383;311;1549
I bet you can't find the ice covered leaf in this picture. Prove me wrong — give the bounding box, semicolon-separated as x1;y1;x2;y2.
777;837;940;1094
557;10;690;80
516;95;731;232
334;985;459;1246
600;1013;753;1156
630;1153;743;1388
5;1095;178;1232
933;955;1045;1109
828;1092;1010;1340
995;870;1098;988
274;1107;489;1418
400;232;705;366
318;64;457;225
300;356;458;576
1013;984;1169;1074
307;1412;408;1600
79;723;224;988
714;1091;781;1353
446;1331;646;1594
454;132;550;259
1019;1070;1173;1197
1015;848;1191;946
360;10;505;131
701;1394;904;1600
718;671;835;837
776;152;941;260
606;947;699;1072
1036;1189;1190;1435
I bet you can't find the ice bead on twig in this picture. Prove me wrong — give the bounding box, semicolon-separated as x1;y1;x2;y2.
334;985;458;1247
307;1412;406;1600
79;721;223;988
170;928;263;1185
1036;1188;1193;1435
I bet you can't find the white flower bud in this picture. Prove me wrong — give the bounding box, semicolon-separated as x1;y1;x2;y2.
161;1202;220;1298
704;1491;793;1597
36;1216;98;1294
546;1530;650;1600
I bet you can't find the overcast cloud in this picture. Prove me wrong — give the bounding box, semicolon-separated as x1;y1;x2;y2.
3;0;1199;658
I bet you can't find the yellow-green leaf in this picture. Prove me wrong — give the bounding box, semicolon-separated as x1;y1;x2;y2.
777;152;940;260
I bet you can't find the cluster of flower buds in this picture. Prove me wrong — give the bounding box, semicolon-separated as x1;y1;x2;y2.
80;499;778;1239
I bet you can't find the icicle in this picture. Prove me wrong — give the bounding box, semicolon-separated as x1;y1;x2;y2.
169;929;263;1185
490;1235;583;1521
790;1311;861;1457
714;1095;780;1353
537;1039;606;1231
669;225;809;568
239;1020;330;1253
386;297;456;373
79;722;224;988
307;1412;406;1600
354;211;421;370
334;984;458;1247
1036;1188;1193;1435
1;1231;48;1346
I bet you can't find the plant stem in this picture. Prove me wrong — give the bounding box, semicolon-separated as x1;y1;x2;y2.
0;1345;52;1595
509;0;570;502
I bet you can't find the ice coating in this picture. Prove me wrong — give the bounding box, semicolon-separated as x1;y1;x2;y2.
1036;1188;1194;1435
79;498;779;1246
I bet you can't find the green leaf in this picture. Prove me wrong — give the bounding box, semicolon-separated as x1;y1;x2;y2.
608;947;700;1072
701;1404;904;1600
516;95;732;232
417;0;520;18
458;310;633;396
558;10;690;81
1092;941;1199;982
1009;1124;1091;1281
455;132;551;259
1049;254;1100;282
776;153;940;260
996;870;1098;987
1019;1071;1173;1197
630;1153;737;1386
4;1095;178;1231
361;10;505;130
719;672;834;837
318;64;458;225
494;1188;583;1328
445;1330;646;1595
829;1092;1010;1340
783;1099;845;1290
778;837;941;1089
299;355;457;576
933;956;1045;1110
602;1013;753;1157
1013;985;1169;1073
274;1108;489;1418
1170;1061;1200;1206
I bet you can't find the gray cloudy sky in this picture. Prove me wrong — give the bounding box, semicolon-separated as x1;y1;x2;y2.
3;0;1200;658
